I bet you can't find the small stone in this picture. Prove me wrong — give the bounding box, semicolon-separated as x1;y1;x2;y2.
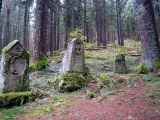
115;54;127;74
128;116;133;120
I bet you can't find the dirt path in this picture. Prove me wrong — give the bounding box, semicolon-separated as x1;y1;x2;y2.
20;80;160;120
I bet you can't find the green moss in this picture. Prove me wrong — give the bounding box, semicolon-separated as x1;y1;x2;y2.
0;106;22;120
52;72;86;92
2;40;19;54
22;103;53;115
135;63;149;74
154;60;160;71
0;91;35;107
100;73;110;87
85;66;96;82
87;92;94;99
118;79;124;83
16;84;30;92
31;60;48;70
22;49;30;63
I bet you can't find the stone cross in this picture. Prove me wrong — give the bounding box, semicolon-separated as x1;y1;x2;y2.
0;40;30;92
59;38;85;73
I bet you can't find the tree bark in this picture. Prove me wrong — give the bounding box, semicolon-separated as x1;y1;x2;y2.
33;0;46;61
102;0;107;46
5;0;11;46
135;0;160;69
0;0;2;13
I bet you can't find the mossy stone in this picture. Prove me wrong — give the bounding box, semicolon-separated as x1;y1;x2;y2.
0;91;35;107
53;72;86;92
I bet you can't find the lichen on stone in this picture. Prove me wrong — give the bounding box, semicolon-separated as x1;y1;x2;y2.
2;40;19;58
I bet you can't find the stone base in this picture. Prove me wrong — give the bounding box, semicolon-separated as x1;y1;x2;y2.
53;72;87;92
0;91;35;107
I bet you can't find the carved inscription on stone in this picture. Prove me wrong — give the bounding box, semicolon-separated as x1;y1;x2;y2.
59;39;85;73
9;56;26;75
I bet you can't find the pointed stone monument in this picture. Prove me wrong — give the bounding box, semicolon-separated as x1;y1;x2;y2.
59;38;85;73
0;40;30;92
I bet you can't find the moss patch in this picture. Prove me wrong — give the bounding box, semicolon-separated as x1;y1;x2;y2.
31;60;48;70
0;91;35;107
2;40;19;54
22;49;30;63
52;72;86;92
16;84;30;92
135;63;149;74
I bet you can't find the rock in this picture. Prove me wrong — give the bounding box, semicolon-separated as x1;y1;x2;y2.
53;72;86;92
59;38;85;73
0;91;35;107
0;40;30;92
115;54;127;74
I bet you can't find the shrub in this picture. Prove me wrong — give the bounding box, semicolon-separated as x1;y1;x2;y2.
135;63;148;74
154;61;160;71
69;28;87;41
87;92;94;99
31;60;48;71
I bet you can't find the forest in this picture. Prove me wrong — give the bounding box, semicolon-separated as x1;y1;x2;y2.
0;0;160;119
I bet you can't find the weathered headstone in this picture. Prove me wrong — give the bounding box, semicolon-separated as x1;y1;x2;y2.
115;54;127;74
0;40;30;92
59;38;85;73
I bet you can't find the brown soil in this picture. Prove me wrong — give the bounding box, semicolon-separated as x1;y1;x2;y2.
20;80;160;120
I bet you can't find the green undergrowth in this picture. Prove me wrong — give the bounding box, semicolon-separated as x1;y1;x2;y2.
0;106;22;120
31;60;48;70
0;100;54;119
51;94;74;107
141;74;160;88
135;63;149;74
22;103;53;115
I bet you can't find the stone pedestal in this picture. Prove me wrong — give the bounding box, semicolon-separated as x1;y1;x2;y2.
115;54;127;74
59;38;85;73
0;40;30;92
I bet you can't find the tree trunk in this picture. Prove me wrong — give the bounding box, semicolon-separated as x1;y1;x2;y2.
23;1;30;50
33;0;46;61
5;0;11;46
65;0;68;49
94;0;101;46
0;0;2;13
102;0;107;46
50;11;54;54
56;0;60;50
135;0;160;69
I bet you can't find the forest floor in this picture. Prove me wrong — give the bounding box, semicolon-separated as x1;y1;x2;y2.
0;40;160;120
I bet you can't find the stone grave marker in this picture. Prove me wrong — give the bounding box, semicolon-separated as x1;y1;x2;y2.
59;38;85;73
115;54;127;74
0;40;30;92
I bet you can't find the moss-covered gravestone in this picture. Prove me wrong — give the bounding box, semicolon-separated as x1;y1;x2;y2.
0;40;30;92
59;38;85;73
115;54;127;74
55;39;86;92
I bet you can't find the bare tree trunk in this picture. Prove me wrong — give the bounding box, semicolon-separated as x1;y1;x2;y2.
0;0;2;13
102;0;107;46
50;11;54;54
33;0;45;61
94;0;100;46
65;0;68;49
56;0;60;50
5;0;11;46
135;0;160;69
